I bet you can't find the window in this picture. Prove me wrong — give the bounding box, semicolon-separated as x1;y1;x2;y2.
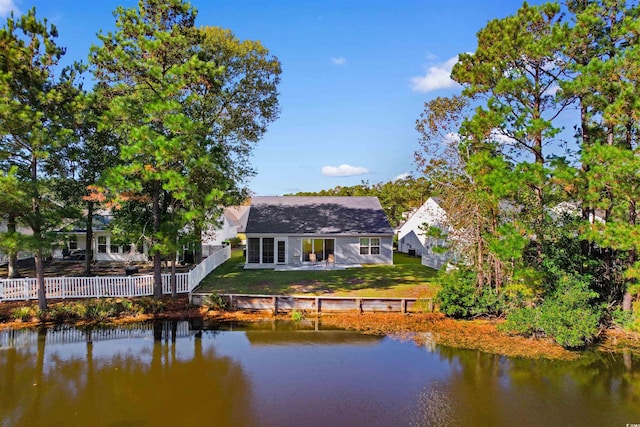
248;238;260;263
360;237;381;255
371;238;381;254
98;236;107;253
68;235;78;250
110;243;120;254
262;238;274;264
359;238;369;255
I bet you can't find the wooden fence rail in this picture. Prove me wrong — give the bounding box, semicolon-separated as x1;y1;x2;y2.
0;246;230;302
191;293;434;314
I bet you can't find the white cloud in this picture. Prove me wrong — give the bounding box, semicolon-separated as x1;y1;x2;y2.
0;0;19;17
410;55;461;93
490;129;517;145
393;172;411;181
331;56;347;66
444;132;461;144
321;164;369;177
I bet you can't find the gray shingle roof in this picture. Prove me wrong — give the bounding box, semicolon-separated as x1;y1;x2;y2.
246;196;393;235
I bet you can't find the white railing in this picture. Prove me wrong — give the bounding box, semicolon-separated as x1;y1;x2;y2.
0;246;230;302
188;245;230;292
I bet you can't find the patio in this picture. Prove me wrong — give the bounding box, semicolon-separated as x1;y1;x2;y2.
274;263;362;272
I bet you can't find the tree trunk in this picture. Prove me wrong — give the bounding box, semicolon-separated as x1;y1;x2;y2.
622;290;633;312
84;201;94;275
35;248;47;311
171;255;177;299
152;180;162;299
194;222;203;264
7;214;20;279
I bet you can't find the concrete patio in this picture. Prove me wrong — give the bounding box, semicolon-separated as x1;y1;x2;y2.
274;263;362;272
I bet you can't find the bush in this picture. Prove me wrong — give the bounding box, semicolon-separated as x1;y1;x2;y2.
500;306;540;336
136;297;166;315
502;274;602;348
11;306;36;322
204;294;228;311
291;309;304;322
48;303;86;324
436;269;505;318
436;269;477;318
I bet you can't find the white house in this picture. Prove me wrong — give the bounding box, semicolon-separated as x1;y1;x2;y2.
0;222;34;265
396;197;452;270
198;206;250;257
244;196;394;268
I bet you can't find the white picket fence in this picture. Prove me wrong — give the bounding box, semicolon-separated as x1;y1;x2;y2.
0;246;230;302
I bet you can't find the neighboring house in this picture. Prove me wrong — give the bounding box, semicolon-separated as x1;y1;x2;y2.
198;206;250;258
244;196;394;268
55;213;148;263
0;223;34;265
396;197;452;270
224;205;250;234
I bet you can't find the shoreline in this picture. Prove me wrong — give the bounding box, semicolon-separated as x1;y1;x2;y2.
1;297;638;360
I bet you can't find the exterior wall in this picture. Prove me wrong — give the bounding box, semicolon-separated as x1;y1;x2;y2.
335;236;393;265
202;215;238;246
0;223;34;264
53;232;147;262
398;231;426;257
244;234;393;267
398;198;449;254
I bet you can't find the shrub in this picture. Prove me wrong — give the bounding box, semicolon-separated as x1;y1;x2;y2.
12;306;36;322
49;303;85;324
436;269;506;318
204;294;228;311
291;309;304;322
500;306;540;336
413;298;434;313
502;274;602;348
436;269;477;318
136;297;166;315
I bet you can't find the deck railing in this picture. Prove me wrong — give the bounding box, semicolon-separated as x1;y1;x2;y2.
0;246;230;302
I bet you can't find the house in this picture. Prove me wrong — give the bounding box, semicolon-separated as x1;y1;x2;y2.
55;213;148;262
244;196;394;268
0;223;34;265
396;197;452;270
198;206;250;258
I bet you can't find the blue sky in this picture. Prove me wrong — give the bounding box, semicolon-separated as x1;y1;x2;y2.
1;0;545;196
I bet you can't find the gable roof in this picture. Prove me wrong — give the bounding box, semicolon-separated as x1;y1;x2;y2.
245;196;393;235
223;205;250;233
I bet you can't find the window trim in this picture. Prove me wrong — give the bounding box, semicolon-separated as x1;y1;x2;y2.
360;237;381;256
97;236;107;254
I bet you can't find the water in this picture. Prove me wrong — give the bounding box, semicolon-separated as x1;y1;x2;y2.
0;320;638;427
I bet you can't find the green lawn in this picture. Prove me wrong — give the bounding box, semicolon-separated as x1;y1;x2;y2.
197;249;440;298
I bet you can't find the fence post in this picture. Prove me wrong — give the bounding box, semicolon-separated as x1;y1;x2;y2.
24;280;30;301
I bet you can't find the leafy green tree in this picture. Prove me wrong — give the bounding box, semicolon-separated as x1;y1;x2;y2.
452;2;571;263
0;168;29;278
184;25;281;262
59;86;121;275
0;8;83;309
91;0;280;298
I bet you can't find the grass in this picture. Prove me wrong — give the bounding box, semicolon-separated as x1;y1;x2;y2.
197;249;440;298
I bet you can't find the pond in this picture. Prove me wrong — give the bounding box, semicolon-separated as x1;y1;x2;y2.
1;320;639;427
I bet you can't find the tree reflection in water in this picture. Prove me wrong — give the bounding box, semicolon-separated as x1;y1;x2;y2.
0;322;255;426
0;322;639;427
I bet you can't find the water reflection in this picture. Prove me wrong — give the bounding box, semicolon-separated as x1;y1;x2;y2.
0;321;639;427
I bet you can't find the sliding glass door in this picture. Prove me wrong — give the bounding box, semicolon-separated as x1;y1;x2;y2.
302;238;334;262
